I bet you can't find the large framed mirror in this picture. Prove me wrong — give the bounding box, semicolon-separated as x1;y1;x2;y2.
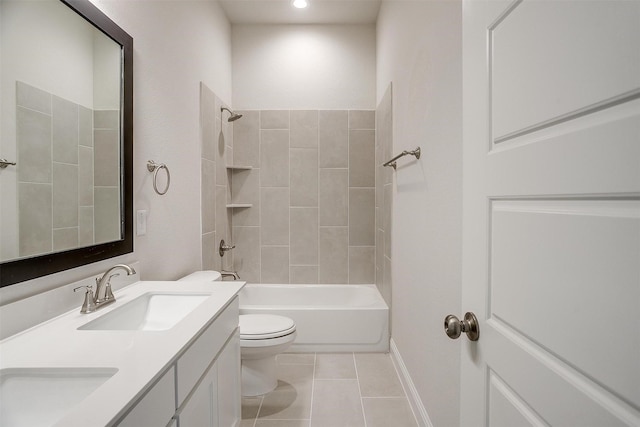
0;0;133;287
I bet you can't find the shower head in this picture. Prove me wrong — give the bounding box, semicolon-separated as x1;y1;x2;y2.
221;107;243;122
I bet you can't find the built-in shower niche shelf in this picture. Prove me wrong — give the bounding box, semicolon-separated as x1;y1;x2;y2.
226;165;253;171
226;203;252;209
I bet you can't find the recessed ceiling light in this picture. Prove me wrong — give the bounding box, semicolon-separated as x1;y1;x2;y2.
292;0;308;9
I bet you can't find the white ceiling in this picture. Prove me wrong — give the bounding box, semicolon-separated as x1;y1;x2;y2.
219;0;382;25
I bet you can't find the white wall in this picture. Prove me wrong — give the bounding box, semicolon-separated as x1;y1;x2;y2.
376;1;463;426
82;0;233;282
0;0;232;304
232;24;376;110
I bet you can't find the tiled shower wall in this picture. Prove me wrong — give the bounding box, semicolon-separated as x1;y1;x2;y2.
230;109;376;284
200;83;234;271
375;84;393;307
15;81;119;258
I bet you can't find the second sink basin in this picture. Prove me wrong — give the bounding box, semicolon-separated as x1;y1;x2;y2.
0;367;116;427
79;292;210;331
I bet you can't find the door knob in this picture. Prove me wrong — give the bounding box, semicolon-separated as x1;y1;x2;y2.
444;312;479;341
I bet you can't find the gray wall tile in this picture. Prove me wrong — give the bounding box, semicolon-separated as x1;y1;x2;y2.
233;226;261;283
291;110;318;148
290;207;318;265
261;110;290;129
319;110;348;168
349;110;375;130
319;168;348;226
349;246;375;284
290;266;319;284
52;96;79;164
216;185;231;266
17;107;51;183
202;232;217;271
53;163;78;228
231;169;260;226
260;130;290;187
94;129;119;186
202;159;216;234
18;183;52;257
78;146;94;206
93;110;119;130
94;187;120;244
319;227;348;284
261;246;290;283
79;106;93;148
53;228;79;252
349;130;375;187
16;81;51;114
261;187;289;245
233;111;260;167
290;148;318;207
349;188;375;246
78;206;94;247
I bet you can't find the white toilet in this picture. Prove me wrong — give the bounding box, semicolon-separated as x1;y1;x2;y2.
179;271;297;397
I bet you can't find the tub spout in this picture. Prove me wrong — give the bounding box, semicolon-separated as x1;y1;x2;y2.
221;270;240;280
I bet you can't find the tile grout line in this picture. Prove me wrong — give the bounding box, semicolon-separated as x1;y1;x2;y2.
309;352;317;426
254;395;264;427
353;352;368;427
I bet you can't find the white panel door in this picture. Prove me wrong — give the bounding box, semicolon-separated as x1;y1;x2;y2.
461;0;640;426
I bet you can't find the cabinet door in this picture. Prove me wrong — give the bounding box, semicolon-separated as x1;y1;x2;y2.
217;330;241;427
117;368;175;427
178;361;218;427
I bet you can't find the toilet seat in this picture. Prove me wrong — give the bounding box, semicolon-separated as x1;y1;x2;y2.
239;314;296;340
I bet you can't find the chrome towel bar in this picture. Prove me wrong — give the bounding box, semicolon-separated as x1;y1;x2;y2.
383;147;421;170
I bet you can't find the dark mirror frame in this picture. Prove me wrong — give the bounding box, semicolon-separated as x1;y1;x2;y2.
0;0;133;287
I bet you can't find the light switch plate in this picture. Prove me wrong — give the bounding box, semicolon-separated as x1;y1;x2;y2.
136;210;147;236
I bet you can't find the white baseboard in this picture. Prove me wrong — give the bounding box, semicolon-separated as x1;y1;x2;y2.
390;338;434;427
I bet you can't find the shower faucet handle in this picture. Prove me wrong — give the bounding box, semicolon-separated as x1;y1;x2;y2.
219;239;236;257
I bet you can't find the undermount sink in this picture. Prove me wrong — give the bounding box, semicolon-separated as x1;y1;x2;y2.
78;292;210;331
0;367;116;427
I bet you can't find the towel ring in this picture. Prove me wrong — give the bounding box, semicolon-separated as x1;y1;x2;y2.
147;160;170;195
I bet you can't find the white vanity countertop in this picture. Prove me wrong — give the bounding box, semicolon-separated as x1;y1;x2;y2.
0;280;245;427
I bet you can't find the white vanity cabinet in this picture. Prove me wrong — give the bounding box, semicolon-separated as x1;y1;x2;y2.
116;297;241;427
116;368;176;427
176;312;241;426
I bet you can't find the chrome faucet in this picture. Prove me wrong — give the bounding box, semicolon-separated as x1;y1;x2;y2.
74;264;136;313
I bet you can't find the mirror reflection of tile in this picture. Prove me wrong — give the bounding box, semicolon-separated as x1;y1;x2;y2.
16;81;120;258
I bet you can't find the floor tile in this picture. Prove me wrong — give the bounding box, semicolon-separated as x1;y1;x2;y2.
255;420;310;427
314;353;357;379
277;353;316;365
310;380;365;427
354;353;405;397
362;397;418;427
258;364;314;420
242;396;263;420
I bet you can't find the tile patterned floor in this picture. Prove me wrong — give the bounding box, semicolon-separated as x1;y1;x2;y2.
241;353;418;427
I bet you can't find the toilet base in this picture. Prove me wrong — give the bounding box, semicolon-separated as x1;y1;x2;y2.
241;355;278;396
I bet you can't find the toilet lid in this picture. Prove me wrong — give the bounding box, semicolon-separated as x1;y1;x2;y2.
239;314;296;340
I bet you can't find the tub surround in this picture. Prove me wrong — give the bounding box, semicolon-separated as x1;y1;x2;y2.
0;279;244;426
231;109;376;284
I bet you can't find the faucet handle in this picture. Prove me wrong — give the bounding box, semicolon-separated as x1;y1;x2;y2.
73;285;96;313
104;274;120;301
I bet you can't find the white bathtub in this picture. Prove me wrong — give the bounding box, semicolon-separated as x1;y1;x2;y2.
239;284;389;352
